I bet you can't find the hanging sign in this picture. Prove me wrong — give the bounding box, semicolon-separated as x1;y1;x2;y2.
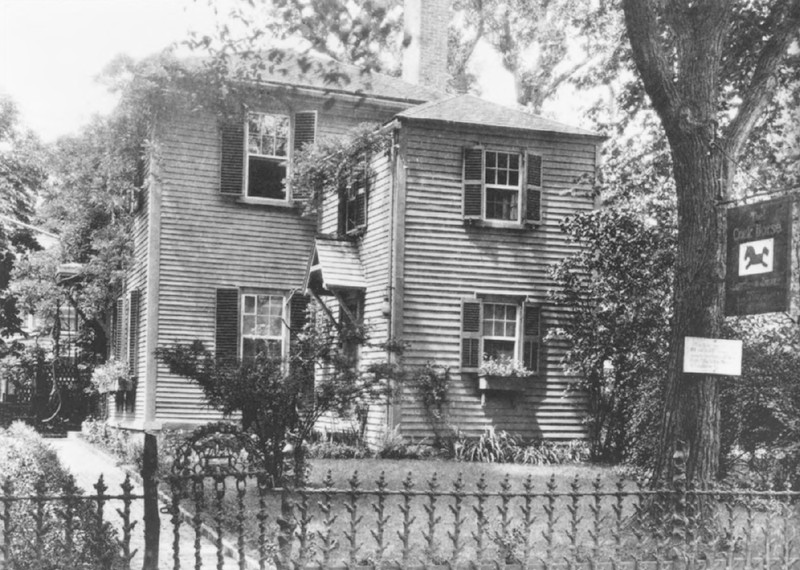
725;197;792;316
683;336;742;376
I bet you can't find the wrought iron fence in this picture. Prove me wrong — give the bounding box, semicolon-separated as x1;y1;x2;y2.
0;474;142;570
165;469;800;570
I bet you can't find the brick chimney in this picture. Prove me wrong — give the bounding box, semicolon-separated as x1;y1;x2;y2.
402;0;449;91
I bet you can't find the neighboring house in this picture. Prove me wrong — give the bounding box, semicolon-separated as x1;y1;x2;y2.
110;0;603;441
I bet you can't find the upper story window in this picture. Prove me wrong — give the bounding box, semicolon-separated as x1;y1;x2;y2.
246;112;290;200
463;147;543;225
338;156;369;237
241;293;285;360
219;110;317;201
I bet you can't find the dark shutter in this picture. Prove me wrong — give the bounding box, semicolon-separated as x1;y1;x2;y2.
290;293;310;335
127;290;140;378
220;117;245;195
460;300;482;370
113;298;125;361
463;147;484;220
293;111;317;151
524;153;543;224
522;303;542;374
215;289;239;360
337;179;348;237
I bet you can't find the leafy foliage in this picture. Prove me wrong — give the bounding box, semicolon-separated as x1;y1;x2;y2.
156;306;393;481
290;122;391;217
0;422;125;570
550;206;675;464
449;430;590;465
0;96;47;348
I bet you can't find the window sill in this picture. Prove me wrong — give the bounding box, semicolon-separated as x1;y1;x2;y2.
235;196;296;208
465;219;540;230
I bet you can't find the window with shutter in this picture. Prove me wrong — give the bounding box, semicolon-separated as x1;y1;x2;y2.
127;290;140;378
215;289;239;360
522;303;542;373
461;297;544;376
241;293;286;360
220;117;245;196
246;112;290;200
338;155;369;236
460;300;482;370
462;147;484;220
113;297;125;362
524;153;543;224
463;147;531;225
293;111;317;151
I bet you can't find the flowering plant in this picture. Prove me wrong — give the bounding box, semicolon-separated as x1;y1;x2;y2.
89;360;131;394
479;354;534;378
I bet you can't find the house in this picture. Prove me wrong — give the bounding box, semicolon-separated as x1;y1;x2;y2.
111;0;603;441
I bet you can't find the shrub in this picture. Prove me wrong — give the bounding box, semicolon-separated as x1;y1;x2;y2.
450;430;589;465
0;422;125;569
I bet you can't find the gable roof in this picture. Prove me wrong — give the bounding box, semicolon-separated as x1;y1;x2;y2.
396;94;604;138
184;51;444;106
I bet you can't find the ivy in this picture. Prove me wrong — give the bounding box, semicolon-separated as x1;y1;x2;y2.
289;123;392;218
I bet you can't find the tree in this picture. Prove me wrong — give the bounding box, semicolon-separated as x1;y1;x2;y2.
0;95;47;349
621;0;800;486
157;308;396;482
190;0;618;112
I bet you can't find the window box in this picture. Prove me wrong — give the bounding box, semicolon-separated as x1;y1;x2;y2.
478;373;530;392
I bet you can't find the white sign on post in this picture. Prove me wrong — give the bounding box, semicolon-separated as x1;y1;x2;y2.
683;337;742;376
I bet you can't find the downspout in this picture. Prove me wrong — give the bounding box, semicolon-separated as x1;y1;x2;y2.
386;121;406;430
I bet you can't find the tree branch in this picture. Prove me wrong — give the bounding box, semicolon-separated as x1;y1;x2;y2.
723;0;800;156
621;0;680;123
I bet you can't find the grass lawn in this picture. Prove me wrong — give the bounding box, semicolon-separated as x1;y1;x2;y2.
174;458;657;566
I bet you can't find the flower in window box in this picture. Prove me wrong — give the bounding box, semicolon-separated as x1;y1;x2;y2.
479;355;533;378
89;360;131;394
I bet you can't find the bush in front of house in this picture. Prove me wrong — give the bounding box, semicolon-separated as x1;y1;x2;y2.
0;422;126;570
448;430;590;465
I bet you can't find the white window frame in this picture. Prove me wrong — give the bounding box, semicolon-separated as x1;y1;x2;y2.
240;293;288;361
245;111;291;202
483;150;522;223
481;302;522;362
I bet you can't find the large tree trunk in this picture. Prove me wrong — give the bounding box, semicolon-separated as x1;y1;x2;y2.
654;135;728;486
622;0;800;488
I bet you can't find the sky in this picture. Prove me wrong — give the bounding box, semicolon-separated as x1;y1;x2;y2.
0;0;216;142
0;0;513;142
0;0;517;144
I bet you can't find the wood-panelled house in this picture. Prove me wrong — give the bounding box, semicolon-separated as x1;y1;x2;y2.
111;0;603;441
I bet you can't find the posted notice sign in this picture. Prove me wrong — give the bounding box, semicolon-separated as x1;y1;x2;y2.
683;337;742;376
725;197;792;316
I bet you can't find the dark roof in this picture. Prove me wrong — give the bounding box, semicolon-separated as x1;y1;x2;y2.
184;51;444;105
396;94;603;138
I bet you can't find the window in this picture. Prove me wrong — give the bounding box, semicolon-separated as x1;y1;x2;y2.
484;152;521;221
241;294;285;360
246;112;290;200
463;147;543;225
461;299;541;374
338;157;369;236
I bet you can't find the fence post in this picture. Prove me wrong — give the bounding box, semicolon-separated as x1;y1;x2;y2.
142;431;160;570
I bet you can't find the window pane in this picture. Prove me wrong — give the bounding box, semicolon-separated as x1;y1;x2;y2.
242;315;256;336
248;157;287;199
486;152;496;168
244;295;256;314
484;339;515;360
498;153;508;168
485;188;519;220
498;171;508;185
509;154;519;169
509;171;519;186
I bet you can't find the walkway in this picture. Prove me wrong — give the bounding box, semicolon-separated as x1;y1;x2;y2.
49;432;246;570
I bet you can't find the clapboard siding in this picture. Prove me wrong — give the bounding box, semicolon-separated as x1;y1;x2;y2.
398;121;598;441
316;145;395;441
150;94;404;427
